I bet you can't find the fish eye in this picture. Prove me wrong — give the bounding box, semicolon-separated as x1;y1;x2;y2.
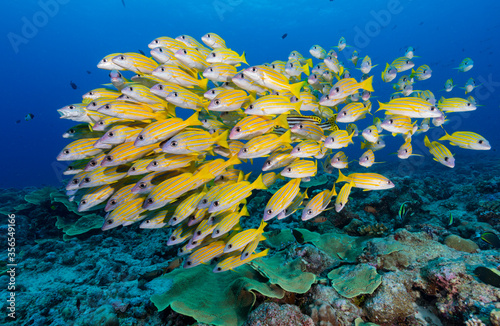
154;40;159;44
342;112;346;116
104;105;110;109
267;209;273;215
444;157;449;161
235;127;241;132
131;167;136;171
389;119;393;124
286;168;292;172
160;67;165;72
265;161;271;166
158;85;163;90
478;140;483;144
423;70;427;73
102;59;107;62
183;50;187;54
63;149;70;154
207;34;211;38
214;100;220;105
213;201;219;207
216;267;222;271
173;92;178;97
187;261;192;266
248;105;254;109
171;236;176;241
228;244;232;249
152;161;158;166
430;107;436;111
110;200;116;205
139;183;147;188
69;105;75;109
158;48;163;52
138;135;144;141
105;156;113;161
307;209;313;215
211;53;216;57
83;177;90;183
107;219;113;224
467;103;471;106
296;147;301;151
120;55;125;60
290;63;294;67
72;178;79;184
147;198;154;204
209;68;213;72
387;181;391;184
80;199;87;205
68;129;75;134
365;156;369;160
242;148;248;153
196;231;202;236
202;199;207;204
108;132;114;137
406;60;410;64
251;67;257;72
335;87;340;92
171;141;178;147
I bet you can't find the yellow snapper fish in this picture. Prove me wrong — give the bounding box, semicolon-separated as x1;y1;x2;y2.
152;64;209;89
231;72;270;95
410;65;432;81
143;170;214;210
97;53;125;70
285;58;310;77
290;140;324;158
174;47;209;72
165;88;208;111
208;89;252;112
337;170;395;191
229;114;288;140
290;120;325;141
139;208;172;229
243;65;305;98
377;97;442;118
288;50;313;66
362;125;380;143
380;115;417;135
128;157;157;176
262;150;299;171
262;172;284;188
238;130;292;159
213;249;269;273
244;95;302;115
212;205;249;238
175;34;205;48
330;151;350;169
461;78;478;94
183;241;226;269
102;197;147;231
424;135;455;168
358;149;384;168
207;175;267;213
94;124;144;147
263;178;301;221
439;131;491;150
169;188;209;226
101;142;158;167
327;77;374;101
381;63;398;83
437;96;476;112
396;136;423;159
78;166;128;189
134;112;202;147
443;79;455;92
336;36;348;51
97;101;167;121
162;129;229;154
206;48;247;66
391;57;414;72
281;159;317;179
309;45;327;59
276;189;308;220
104;184;140;212
335;181;354;212
336;101;372;123
201;33;227;49
111;53;158;74
77;184;115;212
359;56;377;74
148;36;186;51
202;63;237;82
301;183;336;221
324;130;355;149
57;138;105;161
454;57;474;72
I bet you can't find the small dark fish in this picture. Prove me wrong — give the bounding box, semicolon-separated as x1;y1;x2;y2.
163;257;182;273
419;21;424;26
76;298;81;312
70;81;77;90
138;49;146;56
481;232;500;248
25;113;34;121
121;0;126;7
282;33;288;39
138;269;163;282
16;120;21;124
474;266;500;288
447;212;454;227
86;70;91;74
312;216;327;223
291;229;304;244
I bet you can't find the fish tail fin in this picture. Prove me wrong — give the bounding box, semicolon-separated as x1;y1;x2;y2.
292;100;302;114
254;248;269;259
185;111;202;126
358;76;374;92
226;155;241;167
306;58;313;67
198;78;209;90
302;63;310;76
154;111;169;121
213;130;229;148
336;169;350;183
289;81;305;98
278;130;292;144
424;135;431;148
240;51;248;65
240;205;249;217
274;114;290;129
438;130;451;141
251;174;268;190
438;96;445;104
257;219;267;233
244;171;252;181
375;100;385;113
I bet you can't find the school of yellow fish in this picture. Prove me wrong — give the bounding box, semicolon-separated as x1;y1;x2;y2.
56;33;490;272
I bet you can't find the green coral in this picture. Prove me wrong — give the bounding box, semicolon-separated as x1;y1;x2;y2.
328;264;382;298
251;251;316;294
149;264;284;326
56;213;104;238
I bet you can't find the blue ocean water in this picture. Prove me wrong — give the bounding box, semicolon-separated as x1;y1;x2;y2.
1;0;499;188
